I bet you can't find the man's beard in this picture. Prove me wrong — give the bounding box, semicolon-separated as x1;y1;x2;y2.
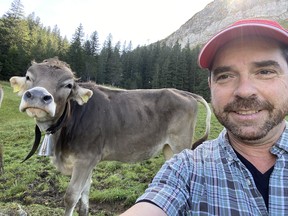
212;96;287;141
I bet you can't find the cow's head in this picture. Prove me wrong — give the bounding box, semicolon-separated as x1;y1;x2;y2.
10;57;93;130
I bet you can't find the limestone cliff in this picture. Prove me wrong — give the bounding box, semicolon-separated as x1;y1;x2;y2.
162;0;288;49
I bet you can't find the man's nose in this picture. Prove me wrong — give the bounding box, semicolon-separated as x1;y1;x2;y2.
233;76;257;98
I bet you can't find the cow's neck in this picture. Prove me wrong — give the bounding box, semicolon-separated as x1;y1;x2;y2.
22;102;71;161
36;102;70;133
46;102;70;134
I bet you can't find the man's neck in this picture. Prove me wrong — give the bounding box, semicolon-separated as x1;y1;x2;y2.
227;122;286;173
232;144;276;173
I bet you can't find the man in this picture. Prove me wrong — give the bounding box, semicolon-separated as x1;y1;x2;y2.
120;19;288;215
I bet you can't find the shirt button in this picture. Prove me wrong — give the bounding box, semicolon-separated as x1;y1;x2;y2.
246;179;251;186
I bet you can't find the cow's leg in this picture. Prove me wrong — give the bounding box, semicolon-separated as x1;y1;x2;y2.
63;162;95;216
78;172;92;216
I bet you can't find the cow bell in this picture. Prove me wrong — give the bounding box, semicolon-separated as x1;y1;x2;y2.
38;134;53;156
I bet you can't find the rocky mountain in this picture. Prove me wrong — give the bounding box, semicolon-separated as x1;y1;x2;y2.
162;0;288;49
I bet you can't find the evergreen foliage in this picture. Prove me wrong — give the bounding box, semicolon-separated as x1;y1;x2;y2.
0;0;210;101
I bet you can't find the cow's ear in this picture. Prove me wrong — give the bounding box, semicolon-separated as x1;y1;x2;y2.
72;85;93;105
9;76;27;96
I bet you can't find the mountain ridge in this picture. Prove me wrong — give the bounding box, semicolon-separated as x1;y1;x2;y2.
162;0;288;49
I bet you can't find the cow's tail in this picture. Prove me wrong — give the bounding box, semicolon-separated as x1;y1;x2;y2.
180;91;211;150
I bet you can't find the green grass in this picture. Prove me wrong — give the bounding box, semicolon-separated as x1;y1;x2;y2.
0;81;223;215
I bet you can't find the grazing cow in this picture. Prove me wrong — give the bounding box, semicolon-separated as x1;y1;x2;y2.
0;85;3;174
10;57;211;216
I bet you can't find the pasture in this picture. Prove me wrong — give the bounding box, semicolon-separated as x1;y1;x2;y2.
0;81;223;215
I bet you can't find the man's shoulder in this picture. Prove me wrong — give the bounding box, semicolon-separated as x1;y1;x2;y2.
174;138;225;164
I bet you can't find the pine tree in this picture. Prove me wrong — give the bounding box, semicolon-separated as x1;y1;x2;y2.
0;0;30;79
4;0;25;20
83;31;100;81
89;31;100;56
67;23;85;78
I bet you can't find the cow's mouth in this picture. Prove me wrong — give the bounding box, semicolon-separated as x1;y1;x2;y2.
24;107;51;119
20;100;56;119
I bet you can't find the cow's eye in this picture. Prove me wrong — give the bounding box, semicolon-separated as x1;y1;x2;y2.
66;83;73;89
26;75;31;81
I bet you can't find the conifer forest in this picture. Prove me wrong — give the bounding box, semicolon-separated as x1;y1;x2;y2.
0;0;210;101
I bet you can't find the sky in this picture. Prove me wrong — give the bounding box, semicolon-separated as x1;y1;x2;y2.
0;0;213;47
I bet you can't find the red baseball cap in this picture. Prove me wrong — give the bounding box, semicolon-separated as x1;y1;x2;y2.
198;19;288;70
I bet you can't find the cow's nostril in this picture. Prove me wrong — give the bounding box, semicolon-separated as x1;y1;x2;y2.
43;95;52;103
25;91;32;99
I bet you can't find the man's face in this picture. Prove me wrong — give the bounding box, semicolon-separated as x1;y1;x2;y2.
209;37;288;143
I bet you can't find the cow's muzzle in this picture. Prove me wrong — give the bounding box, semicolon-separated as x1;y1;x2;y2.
20;87;56;119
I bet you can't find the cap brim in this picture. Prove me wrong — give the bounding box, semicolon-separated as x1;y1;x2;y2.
198;22;288;70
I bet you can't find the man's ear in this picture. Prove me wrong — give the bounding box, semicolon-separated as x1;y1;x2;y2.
208;77;211;88
71;84;93;105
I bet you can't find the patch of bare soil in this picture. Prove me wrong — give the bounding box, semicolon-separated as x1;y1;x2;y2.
2;193;129;215
1;170;130;215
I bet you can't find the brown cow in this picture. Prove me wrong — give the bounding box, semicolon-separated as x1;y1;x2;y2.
10;57;211;216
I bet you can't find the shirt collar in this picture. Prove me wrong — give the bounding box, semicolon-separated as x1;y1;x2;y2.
217;129;238;164
271;121;288;155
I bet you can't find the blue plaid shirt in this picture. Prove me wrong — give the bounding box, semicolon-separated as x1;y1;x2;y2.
137;122;288;216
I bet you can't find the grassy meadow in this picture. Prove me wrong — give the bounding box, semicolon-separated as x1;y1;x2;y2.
0;81;223;215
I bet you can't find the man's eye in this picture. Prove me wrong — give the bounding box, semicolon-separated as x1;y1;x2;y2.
214;73;233;82
217;74;230;80
256;69;278;79
259;70;273;75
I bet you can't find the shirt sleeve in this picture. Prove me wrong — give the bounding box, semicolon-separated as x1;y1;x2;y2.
136;149;195;216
